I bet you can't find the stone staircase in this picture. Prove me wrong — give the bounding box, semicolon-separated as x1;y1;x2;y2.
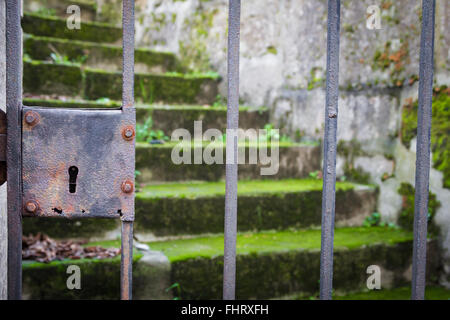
20;2;439;300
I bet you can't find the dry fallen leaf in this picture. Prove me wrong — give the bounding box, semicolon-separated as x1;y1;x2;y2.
22;233;120;263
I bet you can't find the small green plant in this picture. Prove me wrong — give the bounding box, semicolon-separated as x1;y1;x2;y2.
309;171;322;180
138;80;154;104
166;282;181;300
134;170;142;190
363;212;399;229
212;94;227;107
136;116;169;143
363;212;381;227
23;53;32;62
50;53;87;66
259;124;280;142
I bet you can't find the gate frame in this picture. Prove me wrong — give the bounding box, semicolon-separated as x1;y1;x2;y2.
6;0;136;300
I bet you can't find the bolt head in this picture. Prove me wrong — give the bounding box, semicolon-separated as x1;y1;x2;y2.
24;111;39;126
25;200;39;213
121;180;134;194
122;126;135;141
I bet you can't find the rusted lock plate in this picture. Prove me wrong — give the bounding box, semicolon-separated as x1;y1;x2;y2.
22;106;135;221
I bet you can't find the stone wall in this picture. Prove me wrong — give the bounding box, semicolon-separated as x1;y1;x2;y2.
97;0;450;287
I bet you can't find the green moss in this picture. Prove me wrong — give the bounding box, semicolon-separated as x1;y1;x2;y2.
266;46;278;55
135;143;320;183
307;67;325;90
23;60;82;96
23;218;119;239
372;41;410;87
22;253;143;299
153;230;437;299
337;140;372;184
23;97;121;109
135;180;375;235
22;12;122;43
138;179;355;199
84;69;219;104
331;286;450;300
149;227;413;262
24;35;178;72
401;88;450;188
397;183;441;233
178;9;219;72
96;0;122;25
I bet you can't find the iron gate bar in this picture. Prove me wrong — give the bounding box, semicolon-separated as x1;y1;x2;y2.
121;0;135;301
223;0;241;300
411;0;436;301
319;0;341;301
6;0;23;300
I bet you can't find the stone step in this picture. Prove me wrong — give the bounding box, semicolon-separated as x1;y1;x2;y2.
22;98;269;133
23;60;220;105
22;12;122;43
24;0;97;23
136;142;320;183
134;179;376;238
22;179;376;241
301;286;450;300
24;35;179;73
21;228;441;299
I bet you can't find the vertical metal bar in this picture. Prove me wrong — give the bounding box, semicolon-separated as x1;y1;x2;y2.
411;0;436;301
223;0;240;301
6;0;23;300
122;0;135;110
319;0;340;301
120;0;135;301
121;221;133;300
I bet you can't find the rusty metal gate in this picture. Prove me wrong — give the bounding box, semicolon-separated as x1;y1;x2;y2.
5;0;135;300
4;0;436;300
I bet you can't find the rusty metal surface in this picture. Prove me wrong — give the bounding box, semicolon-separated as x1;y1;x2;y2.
320;0;341;301
0;110;6;184
412;0;435;301
120;221;133;300
6;0;23;300
22;107;135;221
120;0;135;301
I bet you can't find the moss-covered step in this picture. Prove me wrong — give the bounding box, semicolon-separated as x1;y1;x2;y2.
22;12;122;43
24;60;83;96
147;227;439;299
24;0;97;22
85;69;219;105
23;61;219;104
304;286;450;300
21;228;441;300
136;104;269;133
23;217;120;240
135;179;377;237
22;250;173;300
136;142;320;183
24;35;179;73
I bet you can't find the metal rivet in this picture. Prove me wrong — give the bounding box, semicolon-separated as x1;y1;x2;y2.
122;126;135;141
25;200;39;213
24;111;39;126
121;180;134;194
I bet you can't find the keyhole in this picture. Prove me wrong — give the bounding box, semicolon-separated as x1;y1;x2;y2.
69;166;79;193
